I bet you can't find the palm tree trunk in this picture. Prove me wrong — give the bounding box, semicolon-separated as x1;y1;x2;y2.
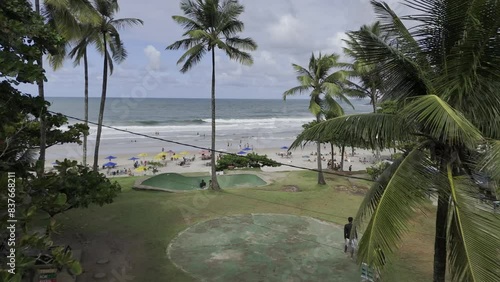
93;33;108;171
330;143;334;169
433;191;448;282
316;115;326;185
210;48;220;190
340;144;345;171
35;0;46;177
83;49;89;166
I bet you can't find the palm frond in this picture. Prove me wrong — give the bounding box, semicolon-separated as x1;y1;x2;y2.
404;95;483;149
308;99;321;116
111;18;143;30
447;172;500;281
356;147;440;270
178;44;207;73
290;113;414;150
282;86;310;100
225;37;257;51
172;15;203;31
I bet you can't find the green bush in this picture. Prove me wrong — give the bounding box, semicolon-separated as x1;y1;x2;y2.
216;153;281;170
366;161;391;180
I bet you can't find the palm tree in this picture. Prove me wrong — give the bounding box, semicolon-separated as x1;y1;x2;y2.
283;53;351;184
343;22;386;114
167;0;257;190
35;0;96;175
291;1;500;281
91;0;143;171
46;3;100;167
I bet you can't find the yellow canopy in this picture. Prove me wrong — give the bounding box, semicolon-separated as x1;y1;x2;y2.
138;153;148;157
135;166;147;172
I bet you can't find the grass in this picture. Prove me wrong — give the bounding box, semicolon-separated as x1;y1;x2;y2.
55;171;435;281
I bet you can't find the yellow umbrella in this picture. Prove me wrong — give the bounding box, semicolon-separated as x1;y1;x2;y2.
172;154;180;159
138;153;148;157
179;151;189;155
157;152;168;157
135;166;147;172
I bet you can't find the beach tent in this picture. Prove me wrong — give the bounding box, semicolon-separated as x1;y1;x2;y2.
104;155;117;161
103;162;117;168
237;151;247;155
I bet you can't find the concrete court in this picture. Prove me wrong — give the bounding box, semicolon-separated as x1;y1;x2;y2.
167;214;360;281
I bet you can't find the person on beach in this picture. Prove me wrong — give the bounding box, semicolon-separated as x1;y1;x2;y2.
199;180;206;189
344;217;358;258
349;165;352;172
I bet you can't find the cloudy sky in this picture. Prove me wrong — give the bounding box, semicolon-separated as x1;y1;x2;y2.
21;0;406;99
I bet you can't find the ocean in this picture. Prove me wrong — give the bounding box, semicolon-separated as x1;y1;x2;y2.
47;97;372;154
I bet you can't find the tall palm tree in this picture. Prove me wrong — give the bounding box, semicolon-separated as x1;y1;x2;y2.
167;0;257;190
46;3;100;167
35;0;96;175
283;53;351;184
91;0;143;171
292;1;500;281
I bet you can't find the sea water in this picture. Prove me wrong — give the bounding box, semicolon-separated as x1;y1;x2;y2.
47;97;372;154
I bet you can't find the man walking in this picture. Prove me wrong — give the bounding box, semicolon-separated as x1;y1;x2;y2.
344;217;358;257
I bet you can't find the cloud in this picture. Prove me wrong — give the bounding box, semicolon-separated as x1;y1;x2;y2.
23;0;418;99
144;45;161;71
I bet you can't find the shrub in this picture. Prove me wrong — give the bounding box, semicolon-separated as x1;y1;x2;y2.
216;153;281;170
366;161;391;180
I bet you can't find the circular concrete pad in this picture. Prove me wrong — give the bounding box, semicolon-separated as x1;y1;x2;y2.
168;214;360;281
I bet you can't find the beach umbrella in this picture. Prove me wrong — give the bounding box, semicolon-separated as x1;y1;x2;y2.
157;152;168;157
138;153;148;157
168;150;175;153
103;162;117;168
243;147;252;151
172;154;180;159
179;151;189;155
104;155;117;161
280;146;289;150
128;157;139;161
135;166;147;172
237;151;247;155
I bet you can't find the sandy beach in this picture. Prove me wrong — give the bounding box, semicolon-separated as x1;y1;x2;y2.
46;137;395;177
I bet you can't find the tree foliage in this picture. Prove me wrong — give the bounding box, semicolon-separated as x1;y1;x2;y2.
216;153;280;171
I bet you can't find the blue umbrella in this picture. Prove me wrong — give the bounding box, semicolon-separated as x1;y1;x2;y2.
103;162;117;168
237;151;247;155
280;146;289;150
243;147;252;151
128;157;139;161
105;155;117;161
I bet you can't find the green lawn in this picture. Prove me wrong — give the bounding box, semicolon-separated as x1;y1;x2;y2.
55;171;435;281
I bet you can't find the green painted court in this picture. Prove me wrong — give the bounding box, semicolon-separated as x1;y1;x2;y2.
138;173;267;192
167;214;361;281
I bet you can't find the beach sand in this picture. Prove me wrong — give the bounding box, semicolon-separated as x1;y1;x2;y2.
45;139;395;177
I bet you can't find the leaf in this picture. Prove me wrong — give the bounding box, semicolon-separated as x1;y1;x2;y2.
355;147;443;271
290;113;413;150
404;95;483;148
447;172;500;281
55;193;67;206
69;261;83;275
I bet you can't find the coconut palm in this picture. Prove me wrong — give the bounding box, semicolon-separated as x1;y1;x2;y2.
91;0;143;171
343;22;387;114
283;53;351;184
46;2;100;167
167;0;257;190
291;1;500;281
35;0;96;175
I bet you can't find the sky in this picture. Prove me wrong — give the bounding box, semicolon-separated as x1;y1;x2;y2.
20;0;406;99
